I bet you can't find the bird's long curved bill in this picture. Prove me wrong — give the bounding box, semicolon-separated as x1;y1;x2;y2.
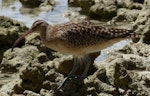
11;29;32;52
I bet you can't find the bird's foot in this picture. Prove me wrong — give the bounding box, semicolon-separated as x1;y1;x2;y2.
58;76;72;90
74;75;87;80
58;75;85;89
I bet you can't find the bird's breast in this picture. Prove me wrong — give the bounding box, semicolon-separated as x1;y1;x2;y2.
42;37;127;57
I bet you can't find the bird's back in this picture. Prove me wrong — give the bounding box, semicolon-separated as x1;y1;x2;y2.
44;21;137;56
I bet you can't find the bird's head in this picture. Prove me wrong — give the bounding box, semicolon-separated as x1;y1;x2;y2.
11;20;49;51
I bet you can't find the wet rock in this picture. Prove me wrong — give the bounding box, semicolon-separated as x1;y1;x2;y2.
0;16;28;62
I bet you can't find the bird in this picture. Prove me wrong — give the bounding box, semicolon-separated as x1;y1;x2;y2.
11;20;139;89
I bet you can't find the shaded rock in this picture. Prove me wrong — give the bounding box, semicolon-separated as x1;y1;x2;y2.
19;0;55;8
19;0;42;8
55;52;99;76
68;0;94;8
133;0;144;4
0;16;28;62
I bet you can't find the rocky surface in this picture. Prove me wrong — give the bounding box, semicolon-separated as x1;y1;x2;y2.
0;16;28;63
19;0;56;15
0;0;150;96
68;0;144;20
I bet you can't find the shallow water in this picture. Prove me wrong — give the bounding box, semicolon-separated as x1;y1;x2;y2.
95;40;131;61
0;0;69;27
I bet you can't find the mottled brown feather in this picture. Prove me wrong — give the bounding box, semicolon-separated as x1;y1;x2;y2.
45;21;135;48
12;20;139;56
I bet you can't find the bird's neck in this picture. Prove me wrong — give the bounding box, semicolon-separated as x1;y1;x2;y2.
39;27;47;42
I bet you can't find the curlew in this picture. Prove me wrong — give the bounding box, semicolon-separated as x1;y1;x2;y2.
12;20;139;89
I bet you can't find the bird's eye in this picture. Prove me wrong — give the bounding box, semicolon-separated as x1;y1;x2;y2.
32;20;43;28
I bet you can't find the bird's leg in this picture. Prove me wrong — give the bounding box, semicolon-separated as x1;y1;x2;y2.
82;55;91;78
58;57;81;89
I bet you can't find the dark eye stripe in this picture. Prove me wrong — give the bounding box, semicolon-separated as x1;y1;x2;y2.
32;20;44;28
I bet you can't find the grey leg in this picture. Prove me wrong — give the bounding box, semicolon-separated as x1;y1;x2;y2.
58;58;80;89
82;55;91;77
